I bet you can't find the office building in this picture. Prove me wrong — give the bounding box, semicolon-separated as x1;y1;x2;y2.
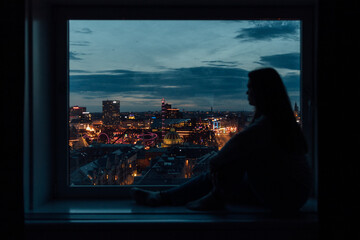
102;100;120;125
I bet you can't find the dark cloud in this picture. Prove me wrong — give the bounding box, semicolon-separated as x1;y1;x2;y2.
71;67;248;91
95;69;138;75
69;51;83;60
70;41;91;46
257;52;300;70
70;70;91;74
75;28;93;34
70;66;301;111
69;51;90;61
70;67;249;107
235;21;299;41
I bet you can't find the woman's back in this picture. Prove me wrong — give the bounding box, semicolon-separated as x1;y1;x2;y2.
243;115;313;211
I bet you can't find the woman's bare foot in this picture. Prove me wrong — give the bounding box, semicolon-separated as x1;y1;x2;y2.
186;191;225;211
132;188;166;207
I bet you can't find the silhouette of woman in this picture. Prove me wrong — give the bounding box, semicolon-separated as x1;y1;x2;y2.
132;68;312;212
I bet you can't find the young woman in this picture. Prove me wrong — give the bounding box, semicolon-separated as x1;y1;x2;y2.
132;68;313;212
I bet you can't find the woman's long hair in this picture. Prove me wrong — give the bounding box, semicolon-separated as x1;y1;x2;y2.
248;68;307;154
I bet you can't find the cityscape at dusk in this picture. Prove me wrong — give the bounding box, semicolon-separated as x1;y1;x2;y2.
69;20;301;186
69;99;301;186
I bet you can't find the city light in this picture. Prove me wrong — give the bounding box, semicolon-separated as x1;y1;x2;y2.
69;100;301;186
67;19;302;185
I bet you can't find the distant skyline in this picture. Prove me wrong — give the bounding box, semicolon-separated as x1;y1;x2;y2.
69;20;301;112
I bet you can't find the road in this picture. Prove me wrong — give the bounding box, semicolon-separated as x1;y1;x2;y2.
215;133;231;150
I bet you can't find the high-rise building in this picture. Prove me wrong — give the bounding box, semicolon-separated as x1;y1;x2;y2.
69;106;87;121
166;108;182;118
294;102;299;112
102;100;120;125
161;101;182;119
164;103;171;110
70;106;86;117
294;102;301;123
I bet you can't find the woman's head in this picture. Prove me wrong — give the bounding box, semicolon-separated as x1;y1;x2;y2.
247;68;307;154
247;68;292;116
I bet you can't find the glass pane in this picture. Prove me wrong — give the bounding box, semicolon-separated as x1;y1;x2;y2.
69;20;301;186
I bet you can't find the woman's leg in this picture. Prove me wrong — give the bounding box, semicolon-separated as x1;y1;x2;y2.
185;168;261;211
220;172;263;206
132;172;213;206
160;172;213;205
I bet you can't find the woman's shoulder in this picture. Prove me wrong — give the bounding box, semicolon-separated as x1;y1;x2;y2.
253;115;270;125
233;115;270;141
243;115;270;132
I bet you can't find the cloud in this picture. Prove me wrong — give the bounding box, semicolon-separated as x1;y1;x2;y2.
256;52;300;70
75;28;93;34
69;67;250;111
202;60;239;68
70;41;91;46
235;21;299;41
69;51;83;60
70;70;92;74
70;67;248;94
160;85;183;89
95;69;137;75
69;51;91;61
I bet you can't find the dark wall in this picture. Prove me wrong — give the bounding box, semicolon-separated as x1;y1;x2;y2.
2;0;25;239
317;0;360;239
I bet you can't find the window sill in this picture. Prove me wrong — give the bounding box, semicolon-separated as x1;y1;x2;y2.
25;199;318;240
25;198;317;224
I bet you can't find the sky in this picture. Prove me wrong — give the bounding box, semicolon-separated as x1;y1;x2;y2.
69;20;301;112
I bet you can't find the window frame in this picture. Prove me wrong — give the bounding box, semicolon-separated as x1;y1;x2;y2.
25;1;317;205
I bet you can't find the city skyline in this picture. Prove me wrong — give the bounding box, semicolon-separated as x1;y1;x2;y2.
70;100;260;113
69;20;301;112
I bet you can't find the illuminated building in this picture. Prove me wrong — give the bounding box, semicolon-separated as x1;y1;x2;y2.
294;102;301;123
82;112;92;120
164;103;171;111
162;128;183;147
70;106;86;116
71;136;89;150
70;144;143;185
162;100;183;119
166;108;182;118
212;119;220;129
69;106;92;130
102;100;120;125
69;106;86;121
191;151;217;177
133;153;187;185
161;98;167;139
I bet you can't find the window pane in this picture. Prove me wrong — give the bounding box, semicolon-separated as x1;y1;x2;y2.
69;20;301;186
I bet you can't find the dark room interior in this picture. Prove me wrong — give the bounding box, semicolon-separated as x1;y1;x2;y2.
2;0;359;239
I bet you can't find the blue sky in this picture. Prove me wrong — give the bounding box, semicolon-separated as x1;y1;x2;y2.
69;20;301;112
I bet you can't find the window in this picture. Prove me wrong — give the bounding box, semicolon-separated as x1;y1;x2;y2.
24;2;316;203
68;20;302;188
